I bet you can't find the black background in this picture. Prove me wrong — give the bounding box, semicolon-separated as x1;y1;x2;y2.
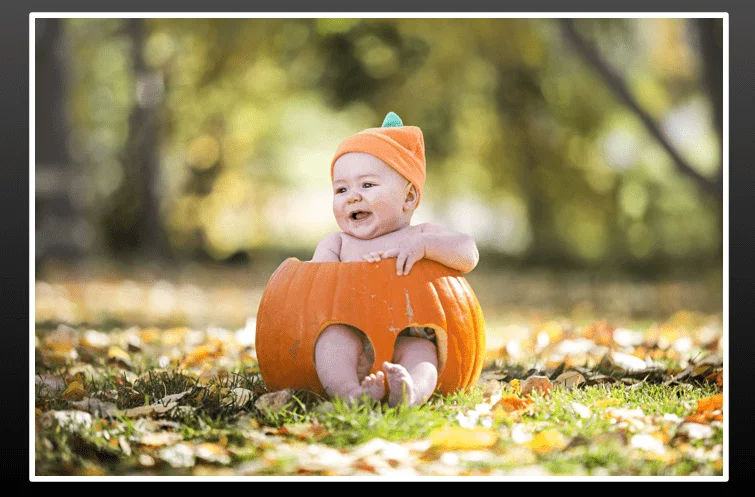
3;0;751;482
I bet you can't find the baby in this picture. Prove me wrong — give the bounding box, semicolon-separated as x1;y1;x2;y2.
311;112;479;407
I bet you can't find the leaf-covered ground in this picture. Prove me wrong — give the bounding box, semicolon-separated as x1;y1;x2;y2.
34;277;724;477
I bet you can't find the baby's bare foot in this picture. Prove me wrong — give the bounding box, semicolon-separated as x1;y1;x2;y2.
361;372;386;401
382;362;416;407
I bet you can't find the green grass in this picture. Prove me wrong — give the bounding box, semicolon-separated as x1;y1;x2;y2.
35;358;723;476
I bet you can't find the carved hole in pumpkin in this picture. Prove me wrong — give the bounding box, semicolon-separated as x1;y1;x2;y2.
312;323;376;382
395;325;447;377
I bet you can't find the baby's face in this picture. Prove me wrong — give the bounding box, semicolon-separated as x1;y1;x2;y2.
332;152;414;240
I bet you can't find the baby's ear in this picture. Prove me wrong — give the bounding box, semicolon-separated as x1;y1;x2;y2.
404;184;419;211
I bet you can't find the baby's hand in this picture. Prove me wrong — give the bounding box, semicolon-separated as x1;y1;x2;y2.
362;251;385;263
379;237;426;276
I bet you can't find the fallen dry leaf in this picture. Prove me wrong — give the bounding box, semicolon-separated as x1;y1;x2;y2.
161;327;189;346
683;412;723;424
494;394;533;413
553;371;585;390
526;430;568;453
35;374;65;392
582;320;614;346
62;381;87;401
630;433;667;456
277;422;330;440
429;426;499;451
81;330;110;351
254;389;293;414
570;402;592;419
675;422;714;441
139;327;161;344
195;443;231;465
181;344;220;368
221;387;253;408
594;398;621;407
43;327;77;352
159;443;196;468
140;431;184;447
70;397;118;417
537;321;564;344
508;379;521;394
696;394;723;414
704;371;723;387
159;390;191;405
40;410;93;431
122;402;178;418
108;346;131;362
119;437;132;456
610;351;649;372
521;375;552;397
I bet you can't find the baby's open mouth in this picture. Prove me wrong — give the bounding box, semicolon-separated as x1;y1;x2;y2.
350;211;371;221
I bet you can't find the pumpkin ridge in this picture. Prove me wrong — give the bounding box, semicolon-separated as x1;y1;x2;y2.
458;275;483;389
258;258;299;391
458;276;481;390
437;276;461;391
424;277;448;379
465;277;485;385
328;261;343;343
280;259;306;389
303;261;323;369
447;276;473;389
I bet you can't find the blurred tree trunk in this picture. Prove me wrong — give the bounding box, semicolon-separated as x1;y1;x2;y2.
559;18;722;198
102;18;170;259
35;18;89;266
695;19;723;144
492;61;566;267
694;18;724;259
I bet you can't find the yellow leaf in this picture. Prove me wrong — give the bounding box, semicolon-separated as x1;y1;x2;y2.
429;427;499;451
43;329;77;352
62;381;87;401
509;379;521;394
139;327;161;344
595;398;621;407
161;327;189;346
526;430;568;453
181;343;223;368
538;321;564;343
108;346;131;362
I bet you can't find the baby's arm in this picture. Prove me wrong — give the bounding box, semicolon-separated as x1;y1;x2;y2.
419;223;479;274
369;223;479;275
311;232;342;262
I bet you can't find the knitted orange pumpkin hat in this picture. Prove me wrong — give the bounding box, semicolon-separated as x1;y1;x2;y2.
330;112;426;207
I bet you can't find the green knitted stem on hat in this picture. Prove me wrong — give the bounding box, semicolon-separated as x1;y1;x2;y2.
382;112;403;128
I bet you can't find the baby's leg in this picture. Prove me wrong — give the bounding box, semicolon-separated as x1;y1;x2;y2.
314;324;385;405
383;336;438;407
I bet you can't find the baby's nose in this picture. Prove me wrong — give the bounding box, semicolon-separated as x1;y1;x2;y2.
347;191;362;202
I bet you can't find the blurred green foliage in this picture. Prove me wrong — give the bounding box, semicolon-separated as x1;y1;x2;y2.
56;17;721;274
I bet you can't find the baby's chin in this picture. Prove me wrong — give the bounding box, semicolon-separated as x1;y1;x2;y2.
338;221;386;240
342;227;384;240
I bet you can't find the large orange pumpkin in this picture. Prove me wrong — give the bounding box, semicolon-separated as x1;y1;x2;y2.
255;257;486;397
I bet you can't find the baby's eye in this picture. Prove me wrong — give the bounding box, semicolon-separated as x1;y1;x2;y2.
335;187;347;194
362;183;374;188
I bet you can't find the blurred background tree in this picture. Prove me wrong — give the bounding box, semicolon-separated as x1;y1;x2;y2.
36;17;723;279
